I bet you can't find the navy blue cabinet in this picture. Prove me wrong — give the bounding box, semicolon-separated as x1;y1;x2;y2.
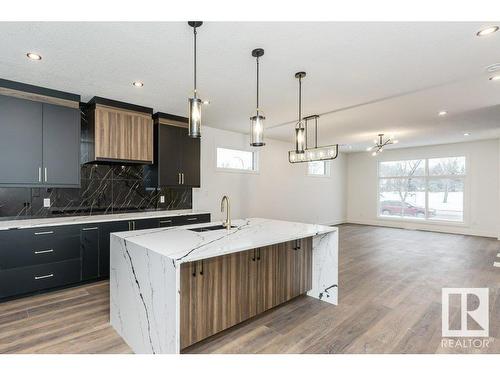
0;94;80;188
81;226;99;281
0;213;210;300
98;221;129;278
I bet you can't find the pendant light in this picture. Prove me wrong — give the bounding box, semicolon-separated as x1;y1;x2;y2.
250;48;265;147
288;114;339;163
294;72;307;154
188;21;203;138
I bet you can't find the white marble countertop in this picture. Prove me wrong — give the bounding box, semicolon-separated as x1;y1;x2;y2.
113;217;337;263
0;209;210;230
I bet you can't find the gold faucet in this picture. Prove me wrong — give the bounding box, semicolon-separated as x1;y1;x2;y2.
221;195;231;229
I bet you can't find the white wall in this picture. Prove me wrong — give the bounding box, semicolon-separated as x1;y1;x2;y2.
346;139;500;238
192;126;347;225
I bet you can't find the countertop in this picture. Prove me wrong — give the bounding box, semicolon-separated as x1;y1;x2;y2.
113;217;337;263
0;209;210;230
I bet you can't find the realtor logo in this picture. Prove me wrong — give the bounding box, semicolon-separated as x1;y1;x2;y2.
442;288;489;337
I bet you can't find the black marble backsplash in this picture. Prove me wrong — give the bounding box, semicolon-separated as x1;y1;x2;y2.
0;164;192;220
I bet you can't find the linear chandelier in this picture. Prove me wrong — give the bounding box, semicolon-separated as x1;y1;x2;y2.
289;114;339;163
366;133;398;156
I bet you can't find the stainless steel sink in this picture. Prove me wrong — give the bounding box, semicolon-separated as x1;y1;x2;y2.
188;224;236;232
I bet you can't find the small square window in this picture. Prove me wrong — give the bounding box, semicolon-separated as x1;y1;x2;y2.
307;161;330;176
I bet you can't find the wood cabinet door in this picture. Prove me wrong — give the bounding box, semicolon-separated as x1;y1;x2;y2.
278;238;313;302
94;105;152;163
255;244;281;315
180;250;255;349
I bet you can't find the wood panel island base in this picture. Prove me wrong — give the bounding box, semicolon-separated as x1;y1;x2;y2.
110;218;338;354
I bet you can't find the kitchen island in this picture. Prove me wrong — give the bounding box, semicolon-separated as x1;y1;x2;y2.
110;218;338;354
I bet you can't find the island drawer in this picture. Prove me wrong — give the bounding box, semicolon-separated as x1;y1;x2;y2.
173;213;211;226
0;258;81;299
0;226;81;270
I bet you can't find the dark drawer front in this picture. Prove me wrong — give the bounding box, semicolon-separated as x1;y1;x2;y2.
0;226;81;270
0;259;81;299
173;214;211;227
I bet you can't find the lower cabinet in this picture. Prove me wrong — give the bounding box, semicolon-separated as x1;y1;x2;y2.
0;213;211;300
81;226;100;280
179;237;312;349
98;221;130;278
0;259;81;299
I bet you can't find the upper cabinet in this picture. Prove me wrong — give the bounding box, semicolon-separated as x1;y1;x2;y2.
144;112;200;188
0;79;81;187
82;97;153;164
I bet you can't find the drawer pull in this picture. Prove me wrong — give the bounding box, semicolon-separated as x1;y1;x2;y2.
34;274;54;280
34;249;54;255
82;227;98;231
187;217;198;221
34;231;54;235
160;220;172;224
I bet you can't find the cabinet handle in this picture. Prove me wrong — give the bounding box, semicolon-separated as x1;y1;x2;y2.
44;167;48;182
38;167;42;182
297;239;301;250
178;173;181;185
159;220;172;225
192;262;196;277
182;173;185;185
82;227;98;231
133;221;136;230
34;274;54;280
252;249;256;261
257;248;261;261
186;217;198;221
34;231;54;235
34;249;54;255
199;260;203;275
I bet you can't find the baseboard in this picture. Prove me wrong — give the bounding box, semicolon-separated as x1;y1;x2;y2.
322;219;347;226
345;218;498;239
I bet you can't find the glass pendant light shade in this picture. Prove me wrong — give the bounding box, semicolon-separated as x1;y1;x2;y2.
250;113;265;146
295;122;306;153
188;97;202;138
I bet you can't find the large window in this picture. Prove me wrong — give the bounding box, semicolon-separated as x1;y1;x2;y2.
216;147;257;172
378;156;465;222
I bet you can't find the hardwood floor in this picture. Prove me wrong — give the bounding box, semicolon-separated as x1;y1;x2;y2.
1;224;499;354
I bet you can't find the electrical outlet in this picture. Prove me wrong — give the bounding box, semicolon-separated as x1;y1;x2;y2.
160;195;165;203
43;198;51;208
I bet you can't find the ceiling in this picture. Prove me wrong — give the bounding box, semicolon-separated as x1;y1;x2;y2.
0;22;499;152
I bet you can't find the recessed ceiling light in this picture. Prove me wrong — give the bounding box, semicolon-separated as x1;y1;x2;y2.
489;75;500;81
26;52;42;60
132;81;144;87
438;111;448;116
463;133;470;136
476;26;499;37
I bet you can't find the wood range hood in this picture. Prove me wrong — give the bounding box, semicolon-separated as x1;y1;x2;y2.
81;97;154;165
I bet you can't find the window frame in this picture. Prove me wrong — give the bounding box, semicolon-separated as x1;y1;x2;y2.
377;156;468;225
306;160;331;178
215;146;259;174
